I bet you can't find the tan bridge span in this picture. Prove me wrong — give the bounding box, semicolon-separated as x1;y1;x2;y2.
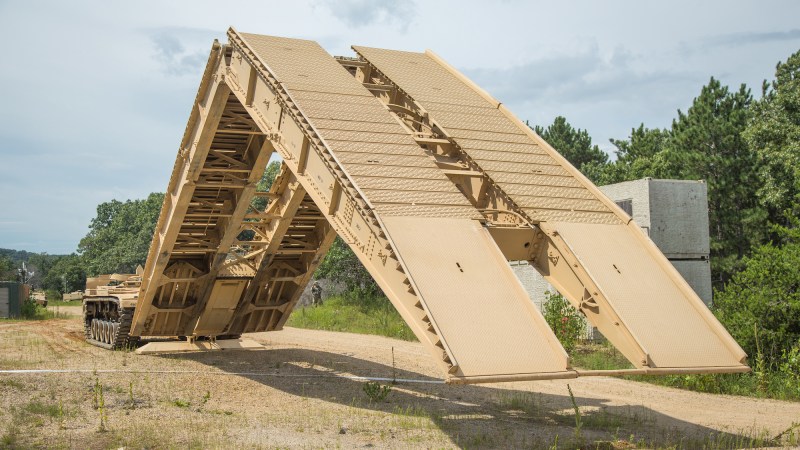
125;29;748;384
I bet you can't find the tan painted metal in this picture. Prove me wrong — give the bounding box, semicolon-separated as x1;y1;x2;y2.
350;45;748;376
135;337;263;354
83;29;749;383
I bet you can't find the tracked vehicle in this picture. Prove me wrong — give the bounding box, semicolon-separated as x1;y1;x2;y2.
83;272;140;349
83;29;749;383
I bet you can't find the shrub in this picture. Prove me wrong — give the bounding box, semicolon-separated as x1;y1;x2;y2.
542;292;586;353
714;227;800;368
362;381;392;402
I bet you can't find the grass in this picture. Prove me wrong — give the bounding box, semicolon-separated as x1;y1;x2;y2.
24;400;63;418
14;300;70;321
287;295;416;341
571;342;634;371
50;299;83;307
572;341;800;401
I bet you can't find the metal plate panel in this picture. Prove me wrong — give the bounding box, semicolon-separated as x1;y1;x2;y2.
464;149;561;166
381;216;571;378
554;222;744;368
0;288;8;318
456;139;548;155
432;109;521;134
502;184;598;200
446;129;530;144
332;145;428;157
469;160;569;177
314;119;409;135
350;177;458;192
525;209;619;224
342;164;445;179
334;152;433;168
373;204;481;219
514;195;610;212
492;173;584;188
289;90;380;106
362;189;469;205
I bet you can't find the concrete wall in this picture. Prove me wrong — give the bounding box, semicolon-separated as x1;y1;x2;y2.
510;261;553;311
596;179;710;257
671;260;713;303
599;178;712;304
598;179;653;234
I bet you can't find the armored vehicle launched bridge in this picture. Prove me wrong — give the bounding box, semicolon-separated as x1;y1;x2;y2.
82;28;749;384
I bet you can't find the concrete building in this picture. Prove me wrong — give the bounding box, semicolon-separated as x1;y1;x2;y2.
512;178;713;324
600;178;712;304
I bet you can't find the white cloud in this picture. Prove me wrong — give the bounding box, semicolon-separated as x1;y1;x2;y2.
312;0;417;31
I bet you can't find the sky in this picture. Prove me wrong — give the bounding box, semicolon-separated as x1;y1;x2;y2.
0;0;799;254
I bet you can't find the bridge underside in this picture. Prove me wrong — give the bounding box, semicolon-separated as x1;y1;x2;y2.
128;30;749;383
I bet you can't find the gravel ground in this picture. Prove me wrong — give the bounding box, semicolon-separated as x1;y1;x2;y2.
0;315;798;449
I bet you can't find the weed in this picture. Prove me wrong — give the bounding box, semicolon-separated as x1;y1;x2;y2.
1;423;19;448
58;399;65;429
125;381;136;410
391;346;397;384
363;381;392;403
0;378;25;390
567;384;583;447
96;380;107;432
495;391;544;417
201;390;211;406
172;399;191;408
92;377;100;409
286;295;415;341
24;400;61;418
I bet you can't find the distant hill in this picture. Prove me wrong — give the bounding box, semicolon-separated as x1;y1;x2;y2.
0;248;67;263
0;249;69;287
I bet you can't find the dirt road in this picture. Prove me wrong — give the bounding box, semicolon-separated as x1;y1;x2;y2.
0;316;798;449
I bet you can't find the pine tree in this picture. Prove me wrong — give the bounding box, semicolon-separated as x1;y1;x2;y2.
744;49;800;227
534;116;608;171
667;77;766;284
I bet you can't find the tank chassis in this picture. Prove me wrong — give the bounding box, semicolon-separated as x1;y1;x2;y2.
82;272;141;349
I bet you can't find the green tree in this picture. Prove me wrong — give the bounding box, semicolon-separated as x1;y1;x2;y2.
251;161;281;212
26;253;60;288
534;116;608;173
315;237;380;300
714;225;800;367
589;125;672;185
666;78;766;283
41;254;87;294
744;49;800;226
78;193;164;275
0;255;15;281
